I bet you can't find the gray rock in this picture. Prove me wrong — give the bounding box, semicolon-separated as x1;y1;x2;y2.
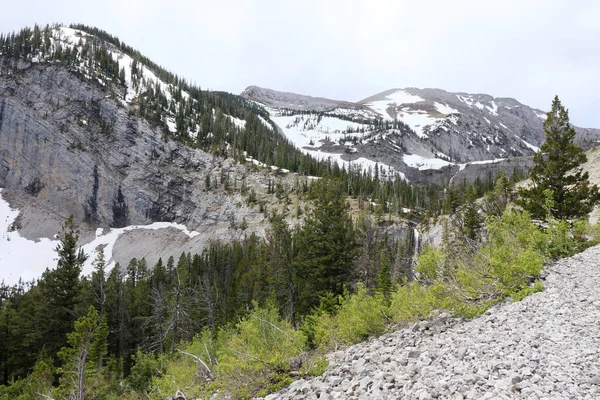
260;246;600;400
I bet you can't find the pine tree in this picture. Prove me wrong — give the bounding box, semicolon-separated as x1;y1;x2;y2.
375;248;393;306
38;216;87;358
518;96;600;220
295;178;359;311
265;213;297;323
56;306;108;400
460;185;482;241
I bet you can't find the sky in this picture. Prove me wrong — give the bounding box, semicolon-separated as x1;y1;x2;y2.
2;0;599;127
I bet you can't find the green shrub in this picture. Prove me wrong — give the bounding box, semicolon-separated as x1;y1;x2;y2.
389;282;437;323
312;285;389;350
128;350;162;393
214;302;305;399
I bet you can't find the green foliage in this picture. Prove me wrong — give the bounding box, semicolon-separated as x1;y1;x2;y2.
480;209;546;296
511;280;545;302
482;172;514;216
55;306;109;400
296;178;360;311
215;302;305;398
152;304;306;400
389;283;438;323
312;285;389;350
0;349;54;400
518;96;600;220
299;356;328;377
37;215;87;358
127;350;162;394
375;256;393;306
415;244;445;283
408;209;547;318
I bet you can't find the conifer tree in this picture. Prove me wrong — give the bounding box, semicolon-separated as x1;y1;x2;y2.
38;216;87;357
518;96;600;220
296;178;359;311
56;306;108;400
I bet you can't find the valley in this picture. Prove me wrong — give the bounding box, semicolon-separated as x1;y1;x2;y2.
1;22;600;400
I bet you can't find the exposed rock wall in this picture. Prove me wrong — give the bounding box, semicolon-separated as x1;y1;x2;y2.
0;63;268;245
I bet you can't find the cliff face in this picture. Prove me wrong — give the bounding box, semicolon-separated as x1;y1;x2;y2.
0;61;266;243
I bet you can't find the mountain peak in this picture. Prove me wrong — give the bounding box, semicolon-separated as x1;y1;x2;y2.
241;85;359;112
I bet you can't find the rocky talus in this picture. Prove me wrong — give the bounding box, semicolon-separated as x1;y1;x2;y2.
262;245;600;400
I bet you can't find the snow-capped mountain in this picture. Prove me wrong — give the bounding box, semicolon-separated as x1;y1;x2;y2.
0;25;304;282
242;86;600;184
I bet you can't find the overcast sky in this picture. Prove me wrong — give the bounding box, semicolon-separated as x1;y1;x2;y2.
2;0;599;127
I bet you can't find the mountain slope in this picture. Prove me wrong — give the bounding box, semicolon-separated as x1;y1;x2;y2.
242;86;600;185
0;25;325;281
261;244;600;399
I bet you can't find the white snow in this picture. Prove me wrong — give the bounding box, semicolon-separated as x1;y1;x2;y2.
229;116;246;129
457;158;506;170
434;102;459;115
166;117;177;133
54;26;88;47
469;158;506;165
257;115;271;128
366;90;424;119
400;112;436;139
0;190;59;285
483;117;491;125
0;189;204;286
515;135;540;152
81;222;200;275
269;111;408;179
457;95;474;106
486;101;499;115
403;154;454;170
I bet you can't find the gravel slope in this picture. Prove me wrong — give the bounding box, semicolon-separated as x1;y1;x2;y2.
262;245;600;400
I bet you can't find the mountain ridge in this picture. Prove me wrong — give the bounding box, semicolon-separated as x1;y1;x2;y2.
242;85;600;185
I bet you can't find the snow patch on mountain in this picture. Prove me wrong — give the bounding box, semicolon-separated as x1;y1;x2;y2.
0;189;206;286
0;190;59;285
399;113;437;139
516;135;540;152
364;90;424;119
403;154;454;170
81;223;200;274
434;102;459;115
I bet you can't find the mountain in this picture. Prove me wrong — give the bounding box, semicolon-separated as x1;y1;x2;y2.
0;24;417;284
1;23;599;284
242;86;600;185
0;25;328;280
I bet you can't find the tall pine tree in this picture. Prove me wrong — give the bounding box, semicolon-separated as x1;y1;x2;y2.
518;96;600;220
38;216;87;359
295;178;359;311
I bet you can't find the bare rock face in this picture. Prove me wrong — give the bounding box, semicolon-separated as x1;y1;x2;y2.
0;62;267;244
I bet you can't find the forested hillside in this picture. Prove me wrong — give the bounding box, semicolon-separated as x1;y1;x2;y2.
1;23;600;400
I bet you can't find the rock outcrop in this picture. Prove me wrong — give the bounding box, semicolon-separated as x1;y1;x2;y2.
0;62;274;255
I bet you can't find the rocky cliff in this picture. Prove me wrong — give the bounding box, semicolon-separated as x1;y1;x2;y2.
0;61;283;263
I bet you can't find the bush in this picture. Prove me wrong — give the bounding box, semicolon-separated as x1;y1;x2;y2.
404;209;547;319
312;285;389;350
128;350;162;393
389;282;438;323
214;302;305;399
